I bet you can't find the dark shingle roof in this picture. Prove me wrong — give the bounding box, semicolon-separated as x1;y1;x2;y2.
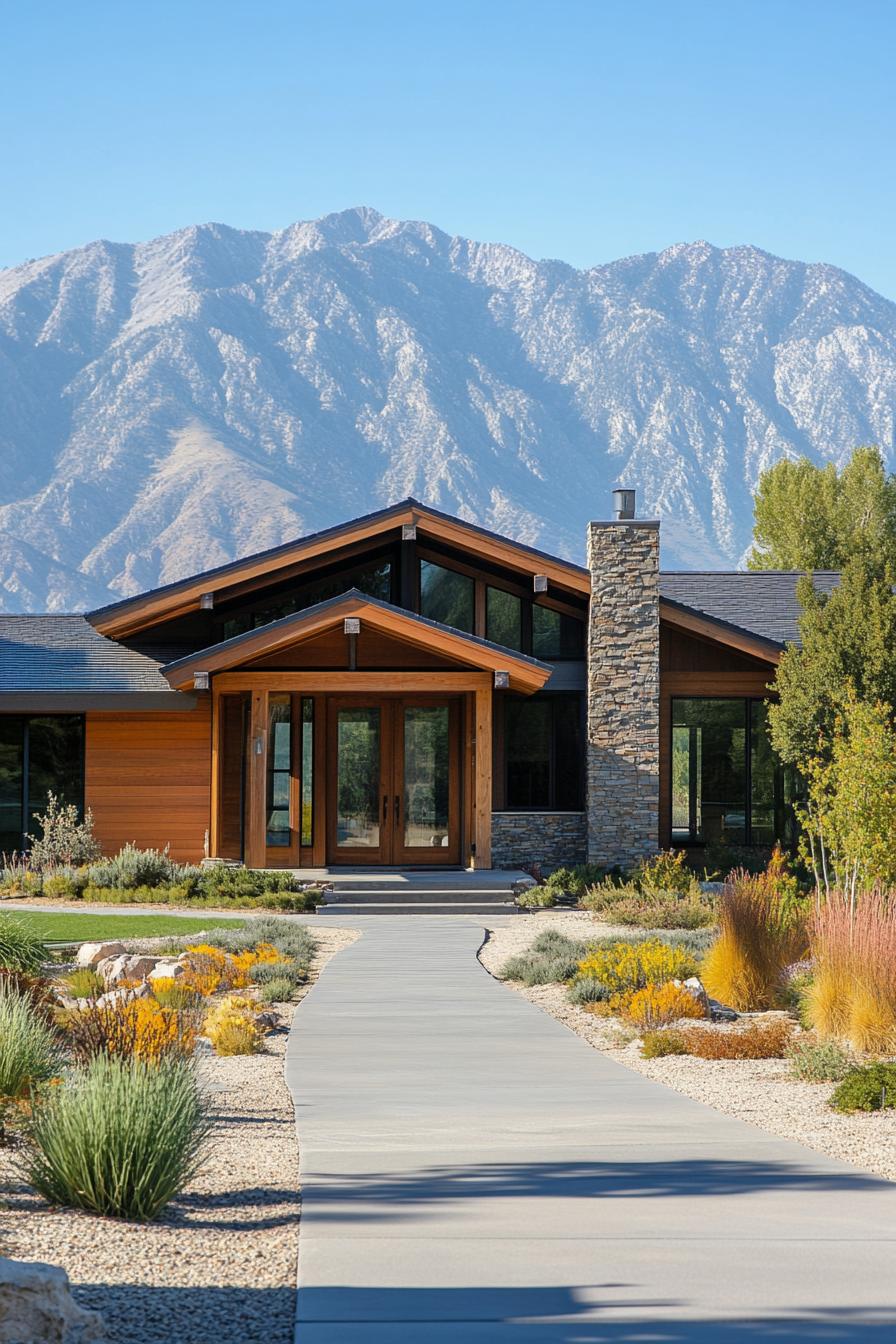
0;616;180;694
659;571;840;647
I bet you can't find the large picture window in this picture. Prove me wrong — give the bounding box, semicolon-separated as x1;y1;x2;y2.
502;693;584;810
671;698;795;847
0;716;85;856
419;560;475;632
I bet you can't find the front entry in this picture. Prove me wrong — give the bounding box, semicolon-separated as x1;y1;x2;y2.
327;697;461;865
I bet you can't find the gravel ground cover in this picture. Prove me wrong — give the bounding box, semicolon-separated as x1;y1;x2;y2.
0;923;358;1344
481;910;896;1184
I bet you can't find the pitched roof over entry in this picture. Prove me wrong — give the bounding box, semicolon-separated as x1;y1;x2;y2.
161;589;553;694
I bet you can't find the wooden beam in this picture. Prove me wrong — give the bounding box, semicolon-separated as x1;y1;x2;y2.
212;671;494;693
473;686;492;869
209;684;221;859
244;689;268;869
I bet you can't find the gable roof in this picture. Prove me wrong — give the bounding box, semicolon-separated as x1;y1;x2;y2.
161;588;553;694
659;571;839;654
88;498;591;638
0;615;191;708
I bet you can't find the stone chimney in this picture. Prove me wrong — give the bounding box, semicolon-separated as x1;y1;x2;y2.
586;493;660;866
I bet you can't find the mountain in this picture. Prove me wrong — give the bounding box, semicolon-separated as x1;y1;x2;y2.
1;206;895;611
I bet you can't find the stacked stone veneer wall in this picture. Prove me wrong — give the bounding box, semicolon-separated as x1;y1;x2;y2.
586;521;660;867
490;812;587;871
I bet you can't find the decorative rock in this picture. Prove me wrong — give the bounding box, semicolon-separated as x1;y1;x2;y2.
95;982;153;1010
147;959;187;981
0;1255;105;1343
708;998;740;1023
255;1011;279;1030
74;941;127;969
675;976;711;1016
96;953;159;986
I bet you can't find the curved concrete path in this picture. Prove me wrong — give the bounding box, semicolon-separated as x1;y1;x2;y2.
286;917;896;1341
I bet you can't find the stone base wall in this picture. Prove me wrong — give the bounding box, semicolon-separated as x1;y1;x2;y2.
490;812;587;871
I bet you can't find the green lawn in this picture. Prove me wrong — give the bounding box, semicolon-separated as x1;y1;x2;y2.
2;911;247;943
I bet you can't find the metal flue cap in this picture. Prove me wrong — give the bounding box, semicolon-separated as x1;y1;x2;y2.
612;487;636;521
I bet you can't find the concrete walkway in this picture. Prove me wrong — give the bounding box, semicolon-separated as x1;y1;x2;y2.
286;918;896;1342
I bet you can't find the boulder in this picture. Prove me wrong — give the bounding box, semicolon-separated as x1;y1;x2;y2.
0;1256;105;1342
96;953;159;986
95;982;152;1010
147;959;187;981
255;1011;279;1030
674;976;711;1017
74;941;126;969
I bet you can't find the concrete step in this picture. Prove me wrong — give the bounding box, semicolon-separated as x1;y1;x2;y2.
321;888;518;904
317;900;517;916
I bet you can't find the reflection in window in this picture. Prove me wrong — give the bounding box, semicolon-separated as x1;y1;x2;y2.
221;558;392;641
300;698;314;848
0;716;84;855
503;694;584;810
671;698;795;847
532;604;584;659
419;560;474;632
266;694;291;846
486;587;522;649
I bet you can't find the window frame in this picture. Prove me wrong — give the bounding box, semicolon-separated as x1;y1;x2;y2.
495;691;585;812
669;696;792;848
0;714;86;855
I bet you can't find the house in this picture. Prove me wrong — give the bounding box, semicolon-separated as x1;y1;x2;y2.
0;495;827;871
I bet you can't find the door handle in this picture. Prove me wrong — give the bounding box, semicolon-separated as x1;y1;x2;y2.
394;794;400;822
382;794;388;821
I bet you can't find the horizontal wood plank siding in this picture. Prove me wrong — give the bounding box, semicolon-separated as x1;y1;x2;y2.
85;705;212;863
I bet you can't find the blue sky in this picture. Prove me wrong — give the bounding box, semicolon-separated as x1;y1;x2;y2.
3;0;895;295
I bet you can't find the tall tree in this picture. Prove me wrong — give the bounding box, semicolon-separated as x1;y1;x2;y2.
748;446;896;571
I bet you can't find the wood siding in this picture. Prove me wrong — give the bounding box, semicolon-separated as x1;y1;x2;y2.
85;705;212;863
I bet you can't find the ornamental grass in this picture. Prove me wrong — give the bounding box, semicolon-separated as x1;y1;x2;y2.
0;915;47;974
807;892;896;1053
0;979;63;1102
701;868;807;1011
25;1054;209;1221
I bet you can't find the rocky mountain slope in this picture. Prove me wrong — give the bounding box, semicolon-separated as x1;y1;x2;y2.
1;206;895;610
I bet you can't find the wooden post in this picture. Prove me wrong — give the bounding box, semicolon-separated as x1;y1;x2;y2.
209;684;221;858
473;685;492;869
245;688;268;869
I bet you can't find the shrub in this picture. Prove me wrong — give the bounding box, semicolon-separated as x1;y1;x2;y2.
248;959;307;989
516;887;556;909
87;844;189;891
204;995;263;1056
702;841;773;877
258;976;297;1004
0;855;43;897
42;868;90;900
230;941;286;982
589;928;716;958
786;1037;854;1083
701;869;807;1011
25;1054;209;1220
807;892;896;1053
566;975;611;1006
633;850;696;897
641;1028;689;1058
180;944;242;995
500;929;588;986
0;916;47;974
581;879;716;929
63;997;196;1063
829;1063;896;1113
621;982;706;1031
63;968;104;999
150;978;204;1011
542;864;606;899
206;918;316;964
679;1019;794;1060
27;793;101;871
0;980;63;1101
575;938;697;995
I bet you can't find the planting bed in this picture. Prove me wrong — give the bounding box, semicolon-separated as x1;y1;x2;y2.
0;923;358;1344
482;910;896;1183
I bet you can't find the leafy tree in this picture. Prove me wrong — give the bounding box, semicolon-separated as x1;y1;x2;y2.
748;446;896;571
768;557;896;768
798;692;896;902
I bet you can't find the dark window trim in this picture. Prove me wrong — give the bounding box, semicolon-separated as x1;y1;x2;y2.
669;695;790;849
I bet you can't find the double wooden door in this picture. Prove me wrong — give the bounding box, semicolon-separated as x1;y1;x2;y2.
327;696;461;865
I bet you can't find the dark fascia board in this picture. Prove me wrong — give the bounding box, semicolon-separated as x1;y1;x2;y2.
162;587;553;681
659;596;784;660
0;692;199;712
87;496;590;628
